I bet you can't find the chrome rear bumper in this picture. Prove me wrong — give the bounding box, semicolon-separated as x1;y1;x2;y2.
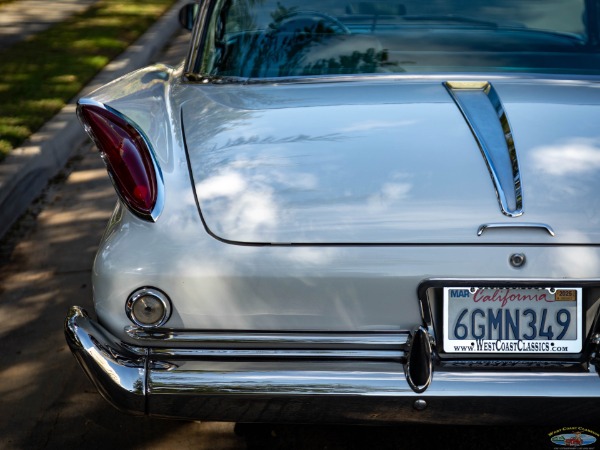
65;306;600;424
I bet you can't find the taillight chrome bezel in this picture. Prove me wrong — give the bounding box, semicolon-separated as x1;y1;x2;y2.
76;98;165;222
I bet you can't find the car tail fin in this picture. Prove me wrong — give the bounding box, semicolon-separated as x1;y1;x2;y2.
77;99;163;221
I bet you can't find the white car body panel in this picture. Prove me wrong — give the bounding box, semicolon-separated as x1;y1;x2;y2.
182;79;600;244
85;67;600;338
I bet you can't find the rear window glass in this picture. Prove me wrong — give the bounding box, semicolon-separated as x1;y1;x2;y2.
197;0;600;78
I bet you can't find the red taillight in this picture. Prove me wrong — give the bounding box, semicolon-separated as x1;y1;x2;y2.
77;100;161;220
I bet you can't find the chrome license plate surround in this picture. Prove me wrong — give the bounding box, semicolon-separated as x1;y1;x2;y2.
443;286;582;354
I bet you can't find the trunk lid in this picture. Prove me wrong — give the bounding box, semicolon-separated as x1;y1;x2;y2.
181;78;600;245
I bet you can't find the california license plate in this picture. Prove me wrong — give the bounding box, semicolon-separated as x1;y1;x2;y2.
443;287;582;354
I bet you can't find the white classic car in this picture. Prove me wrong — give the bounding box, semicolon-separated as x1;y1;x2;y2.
65;0;600;424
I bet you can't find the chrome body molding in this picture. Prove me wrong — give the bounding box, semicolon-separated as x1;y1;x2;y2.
66;306;600;424
444;81;523;218
124;326;408;349
139;330;407;359
184;72;600;86
149;348;404;360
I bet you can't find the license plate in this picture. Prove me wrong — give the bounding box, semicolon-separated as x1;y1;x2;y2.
443;287;582;354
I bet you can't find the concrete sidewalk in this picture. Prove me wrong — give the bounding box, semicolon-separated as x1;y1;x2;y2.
0;0;189;240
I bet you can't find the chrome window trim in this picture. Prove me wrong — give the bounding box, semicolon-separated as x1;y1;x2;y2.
183;70;600;86
183;0;214;77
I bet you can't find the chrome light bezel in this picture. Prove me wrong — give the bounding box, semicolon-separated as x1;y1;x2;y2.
125;287;172;328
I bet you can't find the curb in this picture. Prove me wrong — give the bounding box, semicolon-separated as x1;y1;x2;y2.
0;0;188;239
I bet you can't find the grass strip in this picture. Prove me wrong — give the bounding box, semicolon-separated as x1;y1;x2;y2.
0;0;176;160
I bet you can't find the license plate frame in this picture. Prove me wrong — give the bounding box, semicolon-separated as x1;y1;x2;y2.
443;286;582;354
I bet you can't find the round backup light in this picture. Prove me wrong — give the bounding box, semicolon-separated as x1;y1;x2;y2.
126;288;171;328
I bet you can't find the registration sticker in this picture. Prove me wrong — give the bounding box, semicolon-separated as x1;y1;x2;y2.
443;287;582;354
555;289;577;301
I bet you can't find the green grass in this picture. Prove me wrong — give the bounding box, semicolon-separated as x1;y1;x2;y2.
0;0;176;160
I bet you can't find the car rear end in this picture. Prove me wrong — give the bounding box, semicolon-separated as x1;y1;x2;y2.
66;0;600;424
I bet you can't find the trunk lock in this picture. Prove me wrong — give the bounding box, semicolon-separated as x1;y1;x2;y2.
510;253;526;268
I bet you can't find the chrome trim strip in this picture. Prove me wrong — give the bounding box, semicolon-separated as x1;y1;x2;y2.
486;84;523;215
149;348;404;360
124;326;408;349
444;81;523;218
76;98;165;222
420;278;600;288
183;0;213;75
183;72;600;85
477;222;555;237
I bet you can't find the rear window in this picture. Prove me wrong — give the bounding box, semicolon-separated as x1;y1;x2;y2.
197;0;600;78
